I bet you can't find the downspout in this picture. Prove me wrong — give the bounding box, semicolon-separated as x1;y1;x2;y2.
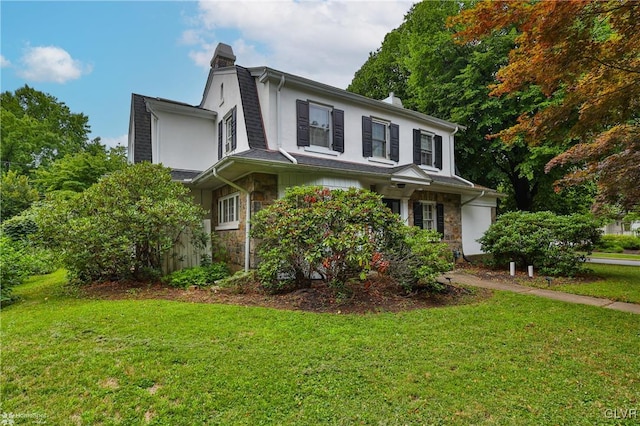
276;74;297;164
212;167;251;272
449;125;459;176
461;190;486;206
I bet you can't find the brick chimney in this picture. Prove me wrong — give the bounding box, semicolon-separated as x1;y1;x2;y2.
210;43;236;69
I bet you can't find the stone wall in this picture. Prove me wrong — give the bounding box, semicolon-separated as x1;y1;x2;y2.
212;173;278;269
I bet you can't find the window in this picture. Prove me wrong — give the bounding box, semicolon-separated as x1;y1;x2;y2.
422;203;436;230
225;115;234;153
372;120;388;158
296;100;344;152
420;132;434;166
218;107;236;159
217;193;239;229
309;103;332;148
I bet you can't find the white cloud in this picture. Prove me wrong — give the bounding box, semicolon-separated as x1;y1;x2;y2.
0;55;11;68
17;45;92;83
184;0;413;89
101;134;128;148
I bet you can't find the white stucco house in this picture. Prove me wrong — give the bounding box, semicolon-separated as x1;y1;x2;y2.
128;43;501;270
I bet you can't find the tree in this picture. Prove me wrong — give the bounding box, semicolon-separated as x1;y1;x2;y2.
33;163;207;283
348;0;591;212
0;170;39;221
1;85;91;174
33;142;127;193
452;0;640;212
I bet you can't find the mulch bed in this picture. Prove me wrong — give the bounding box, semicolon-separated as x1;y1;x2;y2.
82;274;492;314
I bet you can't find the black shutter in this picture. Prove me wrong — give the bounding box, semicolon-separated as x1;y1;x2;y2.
332;109;344;153
436;203;445;235
413;202;423;228
296;100;310;147
218;120;223;159
434;135;443;169
390;123;399;162
362;116;372;157
413;129;421;165
231;107;237;151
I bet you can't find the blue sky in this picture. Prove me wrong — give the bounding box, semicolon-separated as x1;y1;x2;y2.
1;0;413;148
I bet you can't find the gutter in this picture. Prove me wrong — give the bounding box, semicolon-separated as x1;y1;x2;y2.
210;167;251;272
275;74;297;164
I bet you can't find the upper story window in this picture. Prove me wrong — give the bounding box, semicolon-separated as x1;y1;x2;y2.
413;129;443;170
309;103;332;148
420;132;434;166
225;114;234;154
362;116;399;162
372;120;388;158
296;99;344;153
218;107;236;159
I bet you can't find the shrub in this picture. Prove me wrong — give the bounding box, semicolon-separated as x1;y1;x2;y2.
479;211;601;276
0;237;31;307
595;235;640;252
1;211;59;275
32;163;208;284
164;263;230;289
251;186;453;292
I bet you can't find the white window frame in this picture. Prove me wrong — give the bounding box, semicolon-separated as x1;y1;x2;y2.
422;202;437;231
372;119;389;159
420;131;435;167
309;103;333;149
216;192;240;230
224;112;234;154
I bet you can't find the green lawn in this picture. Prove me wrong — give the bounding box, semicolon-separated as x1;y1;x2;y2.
554;264;640;304
1;271;639;425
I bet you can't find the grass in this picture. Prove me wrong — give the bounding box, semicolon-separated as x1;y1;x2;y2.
555;264;640;304
1;271;639;425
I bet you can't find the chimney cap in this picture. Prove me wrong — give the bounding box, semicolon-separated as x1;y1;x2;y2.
210;43;236;68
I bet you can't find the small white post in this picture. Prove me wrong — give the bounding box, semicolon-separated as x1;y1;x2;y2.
510;262;516;276
528;265;534;278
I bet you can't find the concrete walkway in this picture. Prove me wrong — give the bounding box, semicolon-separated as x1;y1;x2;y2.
587;257;640;267
441;271;640;315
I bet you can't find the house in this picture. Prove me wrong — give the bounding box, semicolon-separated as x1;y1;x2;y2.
128;43;501;271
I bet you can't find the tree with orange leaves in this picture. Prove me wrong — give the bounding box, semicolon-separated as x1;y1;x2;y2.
451;0;639;212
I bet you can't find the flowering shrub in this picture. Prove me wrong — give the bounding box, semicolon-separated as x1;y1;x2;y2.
251;186;452;292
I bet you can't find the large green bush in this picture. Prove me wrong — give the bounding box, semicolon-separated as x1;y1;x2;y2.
251;186;452;292
0;236;31;306
595;234;640;252
32;163;207;283
479;211;601;276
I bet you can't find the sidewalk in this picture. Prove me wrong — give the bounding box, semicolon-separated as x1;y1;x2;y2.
441;271;640;315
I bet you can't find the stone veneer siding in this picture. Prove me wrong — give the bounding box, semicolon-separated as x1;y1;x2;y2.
409;191;462;251
212;173;278;269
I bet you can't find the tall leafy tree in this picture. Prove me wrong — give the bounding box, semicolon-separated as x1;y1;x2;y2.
33;141;127;193
452;0;640;212
1;85;91;174
348;0;586;211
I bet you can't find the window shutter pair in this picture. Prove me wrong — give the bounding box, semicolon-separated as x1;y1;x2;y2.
362;117;399;161
296;100;344;152
412;202;445;236
230;107;237;151
412;130;443;169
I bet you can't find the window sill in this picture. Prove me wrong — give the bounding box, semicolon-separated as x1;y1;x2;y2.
304;146;339;156
419;165;440;172
215;222;239;231
368;157;396;166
